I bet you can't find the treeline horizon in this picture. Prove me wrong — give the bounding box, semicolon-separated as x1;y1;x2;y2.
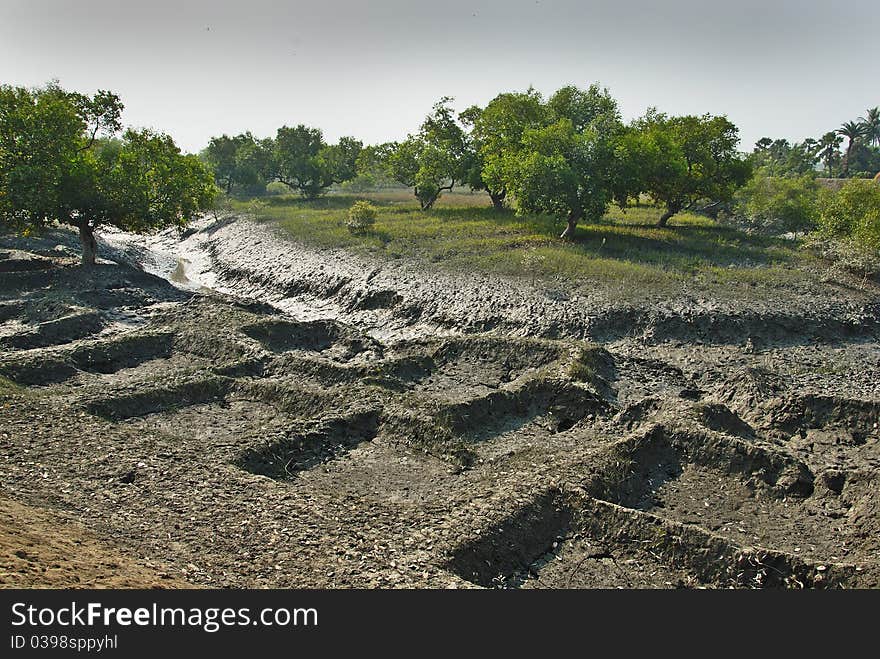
2;80;878;267
199;84;879;234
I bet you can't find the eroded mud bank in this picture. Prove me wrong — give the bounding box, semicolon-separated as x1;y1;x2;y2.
1;220;878;588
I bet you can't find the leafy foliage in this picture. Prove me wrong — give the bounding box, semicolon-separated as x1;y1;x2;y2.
838;121;868;177
733;170;819;234
202;132;274;195
631;111;751;226
751;138;820;177
0;82;216;264
817;132;843;177
346;200;378;234
816;179;880;252
462;89;547;211
343;143;397;191
861;107;880;148
495;85;629;237
270;125;362;199
384;98;471;210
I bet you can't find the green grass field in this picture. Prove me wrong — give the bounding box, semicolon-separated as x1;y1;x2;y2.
232;189;824;299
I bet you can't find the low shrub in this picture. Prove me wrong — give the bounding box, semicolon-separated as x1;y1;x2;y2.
732;171;819;235
816;178;880;252
346;201;378;234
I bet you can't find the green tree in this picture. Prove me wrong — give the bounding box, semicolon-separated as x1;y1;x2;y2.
847;142;880;178
818;132;843;177
273;124;328;198
317;136;362;188
203;134;244;193
203;132;276;194
233;135;275;194
633;112;751;226
817;178;880;252
462;89;547;211
500;85;627;238
860;107;880;147
0;83;216;265
385;98;470;210
734;169;819;234
273;125;360;198
838;120;867;177
345;142;396;191
751;137;819;177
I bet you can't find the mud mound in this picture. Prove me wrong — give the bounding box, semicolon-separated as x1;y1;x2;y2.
236;412;380;478
242;318;341;352
0;250;55;272
613;397;664;431
0;311;104;350
611;355;694;405
567;344;616;393
345;288;402;311
422;379;610;441
446;491;572;588
592;425;815;505
75;287;166;310
398;335;566;397
85;376;233;420
447;490;857;589
0;332;178;386
238;378;379;420
71;332;177;374
762;394;880;436
241;318;382;363
714;366;788;415
693;402;756;438
0;301;25;323
652;309;877;345
0;355;78;385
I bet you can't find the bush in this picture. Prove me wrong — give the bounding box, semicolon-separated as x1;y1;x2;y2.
346;201;378;234
266;182;289;196
816;179;880;252
732;171;819;235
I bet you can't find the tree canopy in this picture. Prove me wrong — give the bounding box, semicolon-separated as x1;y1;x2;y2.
491;85;635;238
384;98;471;210
202;132;274;194
0;82;216;264
272;125;362;199
462;89;546;211
630;111;751;226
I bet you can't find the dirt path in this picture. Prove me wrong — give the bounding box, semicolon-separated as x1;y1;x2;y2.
0;495;192;588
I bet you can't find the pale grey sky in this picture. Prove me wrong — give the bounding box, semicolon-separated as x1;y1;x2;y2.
1;0;877;153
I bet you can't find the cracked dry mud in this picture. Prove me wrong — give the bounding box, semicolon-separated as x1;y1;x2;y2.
1;221;879;589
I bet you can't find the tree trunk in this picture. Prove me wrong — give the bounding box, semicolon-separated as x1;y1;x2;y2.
843;140;854;177
489;189;506;211
560;209;581;239
79;224;97;266
657;207;677;227
417;186;441;211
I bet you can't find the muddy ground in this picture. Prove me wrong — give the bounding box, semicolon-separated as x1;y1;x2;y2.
1;218;879;588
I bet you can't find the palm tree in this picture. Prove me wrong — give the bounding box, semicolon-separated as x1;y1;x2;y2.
818;132;842;177
838;121;867;176
860;107;880;147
